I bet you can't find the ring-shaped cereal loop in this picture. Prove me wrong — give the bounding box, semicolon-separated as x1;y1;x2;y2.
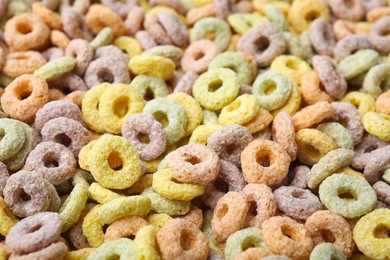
252;70;292;111
130;75;170;100
338;49;379;80
270;80;301;117
190;17;232;51
143;98;187;144
82;205;105;248
88;182;122;204
363;111;390;141
241;139;290;186
87;135;142;190
341;91;376;116
134;225;161;260
128;54;176;80
362;63;390;98
376;90;390;115
353;209;390;259
86;238;134;260
310;243;346;260
319;174;377;218
192;68;240;111
0;119;25;161
317;123;354;150
104;215;148;241
10;241;68;260
0;197;18;236
98;84;145;134
270;55;311;84
152;168;205;201
218;94;259;126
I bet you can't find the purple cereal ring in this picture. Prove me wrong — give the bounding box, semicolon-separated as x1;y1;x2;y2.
3;170;51;217
144;13;172;45
201;159;246;208
41;117;91;157
157;11;188;48
23;141;77;185
333;35;372;61
309;19;336;56
69;204;95;249
9;241;68;260
95;45;128;63
174;71;199;96
207;125;253;166
61;7;93;41
0;162;9;196
169;144;220;186
274;186;322;220
34;100;84;134
150;0;186;15
328;0;365;21
121;113;167;161
101;0;136;18
289;165;310;189
124;6;145;36
135;30;157;50
65;39;94;76
363;0;387;11
312;55;347;99
48;72;88;93
368;16;390;52
363;145;390;184
6;212;62;254
181;40;220;74
352;133;389;169
214;0;230;20
373;181;390;205
237;24;286;67
42;47;64;61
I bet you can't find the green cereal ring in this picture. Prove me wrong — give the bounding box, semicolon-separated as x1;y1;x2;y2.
98;195;151;224
265;4;289;32
83;204;105;247
81;83;111;133
88;182;122;204
87;135;143;190
341;91;376;115
34;56;77;81
202;110;219;125
317;123;354;150
363;111;390;141
218;94;259;126
319;174;377;218
144;45;184;67
190;17;232;51
208;52;252;85
0;118;25;161
86;238;135;260
353;209;390;259
134;225;161;260
308;148;355;189
310;243;346;260
142;187;190;216
90;27;115;50
192;68;240;111
252;70;292;111
3;120;36;171
59;172;89;232
225;227;269;260
338;49;379;80
98;84;145;134
130;75;169;100
143;98;187;144
152;168;204;201
227;13;267;35
362;63;390;98
168;92;203;137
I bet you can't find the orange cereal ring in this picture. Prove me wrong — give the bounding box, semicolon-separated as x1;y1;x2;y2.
272;111;297;161
32;2;62;30
241;140;290;186
376;90;390;115
104;216;149;242
292;101;334;131
4;13;50;51
86;4;125;36
2;51;47;78
0;74;49;123
50;30;71;50
243;108;273;134
300;71;334;105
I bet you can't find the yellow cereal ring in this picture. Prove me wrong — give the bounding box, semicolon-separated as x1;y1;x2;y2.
152;168;205;201
83;204;105;247
134;225;161;260
253;0;290;16
341;91;376;115
146;213;173;231
296;128;338;166
168;92;203;137
363;112;390;141
113;36;143;59
270;55;311;84
243;107;273;134
189;124;222;145
353;209;390;259
271;81;301;116
0;196;18;236
81;83;111;133
88;135;143;189
98;84;145;134
123;174;154;195
128;54;176;80
219;94;259;126
64;248;95;260
193;0;212;7
98;195;151;224
88;182;122;204
337;167;366;181
227;13;268;35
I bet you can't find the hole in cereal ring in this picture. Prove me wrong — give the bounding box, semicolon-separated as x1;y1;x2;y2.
127;235;136;240
16;22;33;34
291;189;304;199
208;79;223;92
19;90;32;100
254;36;270;53
215;178;228;193
374;224;390;239
113;96;129;118
97;69;115;83
44;156;59;168
363;144;379;154
180;230;194;251
322;229;336;243
108;254;120;260
226;144;239;155
0;129;5;142
108;151;123;171
281;225;293;239
27;223;43;233
194;50;205;60
381;28;390;36
301;144;321;161
242;242;256;251
247;202;257;217
256;156;270;167
338;191;356;201
216;203;229;219
264;80;277;95
185;155;202;165
305;11;320;21
286;60;300;71
54;133;72;147
19;189;32;202
61;87;72;95
136;132;151;144
205;32;216;41
154;111;169;128
144;88;154;101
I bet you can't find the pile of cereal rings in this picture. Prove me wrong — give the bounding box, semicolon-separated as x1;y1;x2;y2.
0;0;389;259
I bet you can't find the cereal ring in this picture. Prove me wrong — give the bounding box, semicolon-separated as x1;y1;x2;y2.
368;16;390;52
88;182;122;204
243;107;273;134
310;243;346;260
88;135;142;190
319;174;377;218
292;101;334;131
272;112;297;161
0;196;18;236
86;4;124;36
143;45;183;68
129;54;175;80
9;241;67;260
135;30;157;50
50;30;70;50
309;19;336;57
219;94;259;126
237;24;286;67
329;0;365;21
130;75;169;101
34;56;76;81
49;73;88;94
143;98;187;144
82;204;104;247
1;74;49;123
65;39;94;76
333;35;372;61
192;68;240;111
156;11;188;47
0;119;25;161
104;216;148;241
81;84;109;131
2;51;47;78
373;181;390;205
353;209;390;259
212;191;249;243
177;204;203;228
317;123;354;150
32;2;62;30
0;162;8;196
181;40;220;74
146;213;173;231
270;55;311;84
207;125;252;166
338;49;379;80
289;165;310;189
352;133;389;169
341;91;376;115
134;225;160;260
4;13;50;51
113;36;143;60
68;203;94;249
227;13;267;35
252;70;292;111
90;27;115;50
362;63;390;98
241;139;290;186
262;216;313;259
270;80;301;116
86;238;134;259
95;45;127;62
